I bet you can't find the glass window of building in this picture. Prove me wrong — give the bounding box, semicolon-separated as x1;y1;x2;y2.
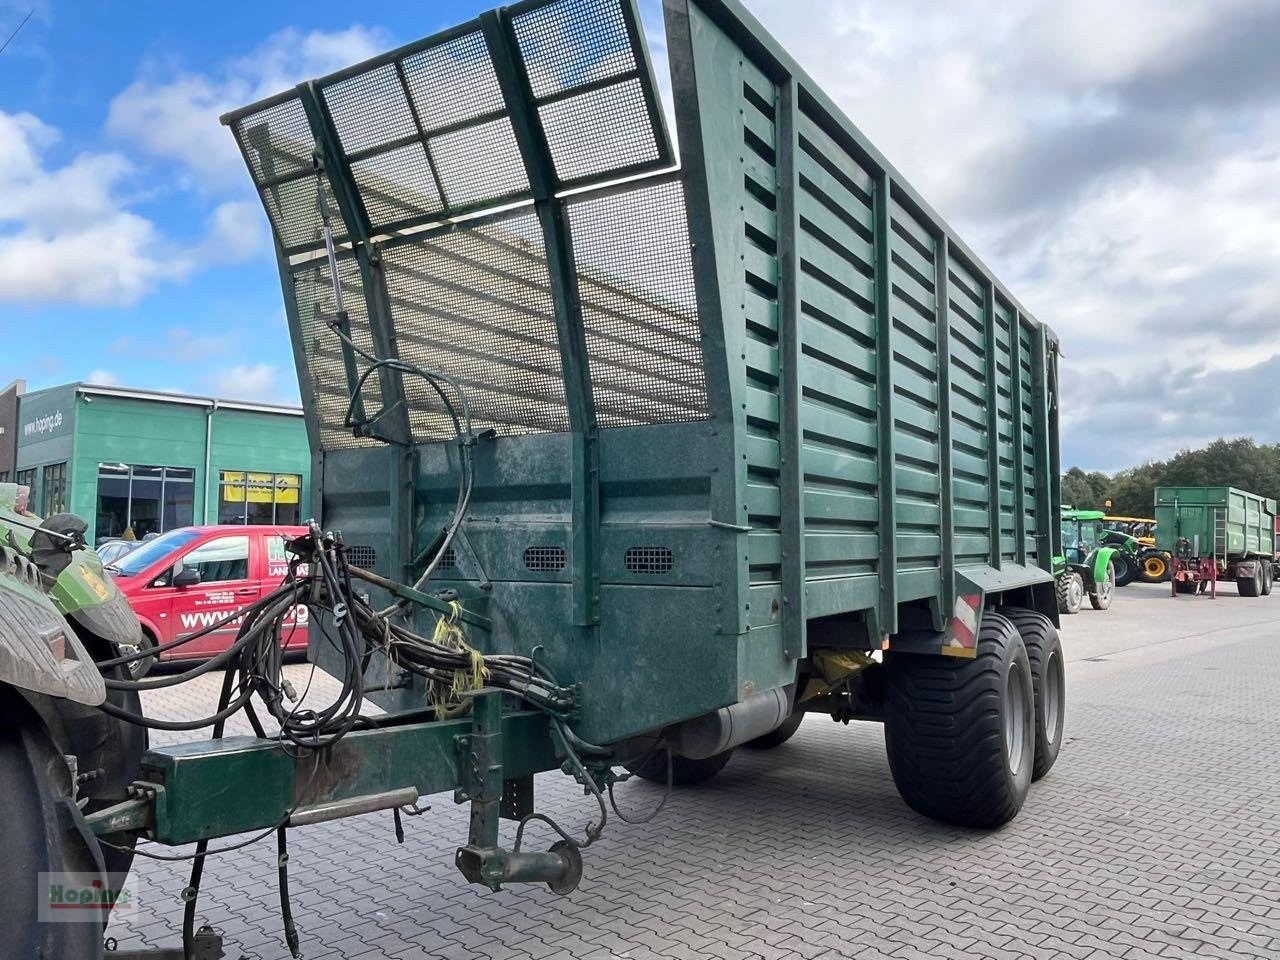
219;471;302;526
96;464;195;540
40;462;67;515
180;535;250;583
15;467;36;492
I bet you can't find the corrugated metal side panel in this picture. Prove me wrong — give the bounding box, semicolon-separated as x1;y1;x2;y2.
948;257;991;567
888;198;942;596
1018;321;1040;565
993;299;1019;562
736;59;784;588
794;111;881;613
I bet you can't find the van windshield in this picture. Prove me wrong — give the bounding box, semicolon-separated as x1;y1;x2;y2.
109;529;203;577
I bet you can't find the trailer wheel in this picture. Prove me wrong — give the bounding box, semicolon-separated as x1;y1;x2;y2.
743;711;804;750
996;608;1065;781
1112;552;1136;587
1089;562;1115;610
1263;563;1273;596
0;691;106;960
626;746;734;786
883;613;1034;828
1238;564;1262;597
1056;573;1084;614
1174;579;1197;595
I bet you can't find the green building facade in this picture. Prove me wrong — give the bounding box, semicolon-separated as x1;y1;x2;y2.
12;383;310;544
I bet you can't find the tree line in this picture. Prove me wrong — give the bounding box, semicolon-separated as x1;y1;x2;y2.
1061;438;1280;517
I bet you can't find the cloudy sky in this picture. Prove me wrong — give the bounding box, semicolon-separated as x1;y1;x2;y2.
1;0;1277;471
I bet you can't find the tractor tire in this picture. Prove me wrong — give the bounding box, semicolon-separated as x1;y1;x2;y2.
0;690;106;960
1237;564;1263;597
627;746;734;786
1140;552;1170;583
1112;552;1137;587
1056;572;1084;614
883;612;1035;828
743;711;804;750
1089;561;1115;610
997;608;1066;781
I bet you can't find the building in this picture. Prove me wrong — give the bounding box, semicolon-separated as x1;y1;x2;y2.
0;379;22;483
8;382;310;544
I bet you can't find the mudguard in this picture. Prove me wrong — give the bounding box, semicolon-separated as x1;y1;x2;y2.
1092;546;1118;586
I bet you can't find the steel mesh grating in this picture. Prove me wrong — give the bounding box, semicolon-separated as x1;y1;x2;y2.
234;97;315;184
428;118;529;208
567;180;708;427
523;545;566;571
512;0;636;99
539;77;658;182
624;546;673;574
350;143;444;226
402;31;507;130
382;210;571;442
260;175;348;251
291;257;383;449
325;63;419;155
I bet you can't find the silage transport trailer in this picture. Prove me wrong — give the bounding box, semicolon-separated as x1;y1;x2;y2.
1;1;1065;956
1155;486;1277;597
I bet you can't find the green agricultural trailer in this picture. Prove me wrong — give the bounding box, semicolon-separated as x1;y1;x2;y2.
0;1;1066;956
1155;486;1277;597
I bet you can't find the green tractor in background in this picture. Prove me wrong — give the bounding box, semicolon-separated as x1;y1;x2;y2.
1055;508;1121;614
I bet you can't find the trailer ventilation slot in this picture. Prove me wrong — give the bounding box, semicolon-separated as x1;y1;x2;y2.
346;545;378;571
523;546;566;572
438;546;458;569
625;546;673;574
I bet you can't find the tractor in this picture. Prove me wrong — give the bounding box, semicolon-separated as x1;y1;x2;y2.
1055;509;1120;613
1102;516;1169;583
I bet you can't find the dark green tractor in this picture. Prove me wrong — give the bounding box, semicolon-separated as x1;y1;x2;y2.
1054;509;1119;614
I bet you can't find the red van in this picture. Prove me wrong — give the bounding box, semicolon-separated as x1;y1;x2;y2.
106;525;309;661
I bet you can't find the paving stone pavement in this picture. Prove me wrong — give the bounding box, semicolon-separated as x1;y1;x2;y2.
105;583;1280;959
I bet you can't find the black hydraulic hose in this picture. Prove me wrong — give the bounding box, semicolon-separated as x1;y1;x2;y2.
276;826;301;958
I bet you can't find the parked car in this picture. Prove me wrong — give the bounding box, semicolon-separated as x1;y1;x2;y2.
106;525;309;661
95;538;139;567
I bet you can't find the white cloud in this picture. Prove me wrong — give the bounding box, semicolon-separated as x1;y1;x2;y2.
210;363;293;405
740;0;1280;469
106;26;391;187
85;369;121;386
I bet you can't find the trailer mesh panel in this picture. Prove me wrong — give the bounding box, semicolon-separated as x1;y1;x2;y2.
382;211;571;442
292;257;384;449
567;180;707;427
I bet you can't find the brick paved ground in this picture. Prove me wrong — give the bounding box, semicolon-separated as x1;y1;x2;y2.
105;582;1280;959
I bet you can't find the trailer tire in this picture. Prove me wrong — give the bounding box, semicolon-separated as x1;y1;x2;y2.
1112;552;1136;587
1089;562;1115;610
1174;579;1197;595
1238;564;1262;597
996;608;1065;781
1056;572;1084;614
883;613;1034;828
1263;563;1273;596
627;746;734;786
743;711;804;750
0;691;106;960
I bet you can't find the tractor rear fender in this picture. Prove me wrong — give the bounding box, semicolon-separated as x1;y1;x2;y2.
0;554;106;707
1092;546;1118;586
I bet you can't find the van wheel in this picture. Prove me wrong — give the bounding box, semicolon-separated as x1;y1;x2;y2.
0;691;106;960
996;608;1065;781
744;711;804;749
883;613;1034;828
